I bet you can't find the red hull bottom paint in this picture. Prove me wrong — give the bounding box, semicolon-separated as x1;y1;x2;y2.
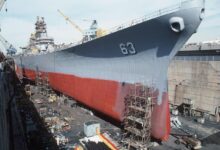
16;66;170;140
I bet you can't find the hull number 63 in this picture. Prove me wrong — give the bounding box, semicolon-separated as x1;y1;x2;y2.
119;42;136;55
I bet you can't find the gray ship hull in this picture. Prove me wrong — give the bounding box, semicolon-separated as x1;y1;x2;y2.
15;0;205;140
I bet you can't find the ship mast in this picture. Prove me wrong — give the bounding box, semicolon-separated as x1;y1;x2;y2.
22;17;55;54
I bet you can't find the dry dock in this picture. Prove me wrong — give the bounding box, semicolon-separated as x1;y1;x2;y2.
168;44;220;117
0;55;28;150
166;43;220;150
1;46;220;150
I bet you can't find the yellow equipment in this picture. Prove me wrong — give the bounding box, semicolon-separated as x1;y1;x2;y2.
48;94;57;103
57;9;83;34
31;47;39;54
96;28;108;38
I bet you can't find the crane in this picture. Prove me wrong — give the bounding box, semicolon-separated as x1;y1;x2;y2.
0;0;6;11
57;9;84;34
0;34;17;56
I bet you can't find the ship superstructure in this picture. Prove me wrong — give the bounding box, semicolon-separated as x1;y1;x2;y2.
14;0;205;140
22;17;55;54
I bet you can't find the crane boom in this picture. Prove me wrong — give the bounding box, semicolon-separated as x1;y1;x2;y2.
0;34;17;55
0;0;5;11
57;9;83;34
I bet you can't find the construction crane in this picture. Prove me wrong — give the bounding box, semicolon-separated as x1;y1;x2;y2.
0;34;17;55
57;9;83;34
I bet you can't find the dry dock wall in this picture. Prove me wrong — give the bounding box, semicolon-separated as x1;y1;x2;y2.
0;66;10;150
0;57;28;150
168;56;220;115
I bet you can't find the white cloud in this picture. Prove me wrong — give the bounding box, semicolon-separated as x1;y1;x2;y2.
48;22;83;44
1;17;33;51
188;0;220;43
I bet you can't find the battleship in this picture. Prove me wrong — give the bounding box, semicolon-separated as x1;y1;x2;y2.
14;0;205;140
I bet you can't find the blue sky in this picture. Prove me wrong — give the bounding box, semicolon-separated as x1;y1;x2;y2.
0;0;219;53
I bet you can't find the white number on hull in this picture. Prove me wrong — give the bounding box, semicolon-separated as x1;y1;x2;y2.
120;43;128;54
127;42;136;54
120;42;136;55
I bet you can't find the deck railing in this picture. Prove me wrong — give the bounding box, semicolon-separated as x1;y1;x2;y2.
105;0;202;36
108;4;181;35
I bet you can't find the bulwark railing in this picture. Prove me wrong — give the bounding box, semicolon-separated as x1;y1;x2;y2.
109;4;181;34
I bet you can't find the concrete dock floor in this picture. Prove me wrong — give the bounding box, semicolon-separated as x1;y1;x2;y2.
14;83;220;150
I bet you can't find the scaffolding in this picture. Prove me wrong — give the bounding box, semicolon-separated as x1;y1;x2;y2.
35;70;53;96
121;83;154;150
